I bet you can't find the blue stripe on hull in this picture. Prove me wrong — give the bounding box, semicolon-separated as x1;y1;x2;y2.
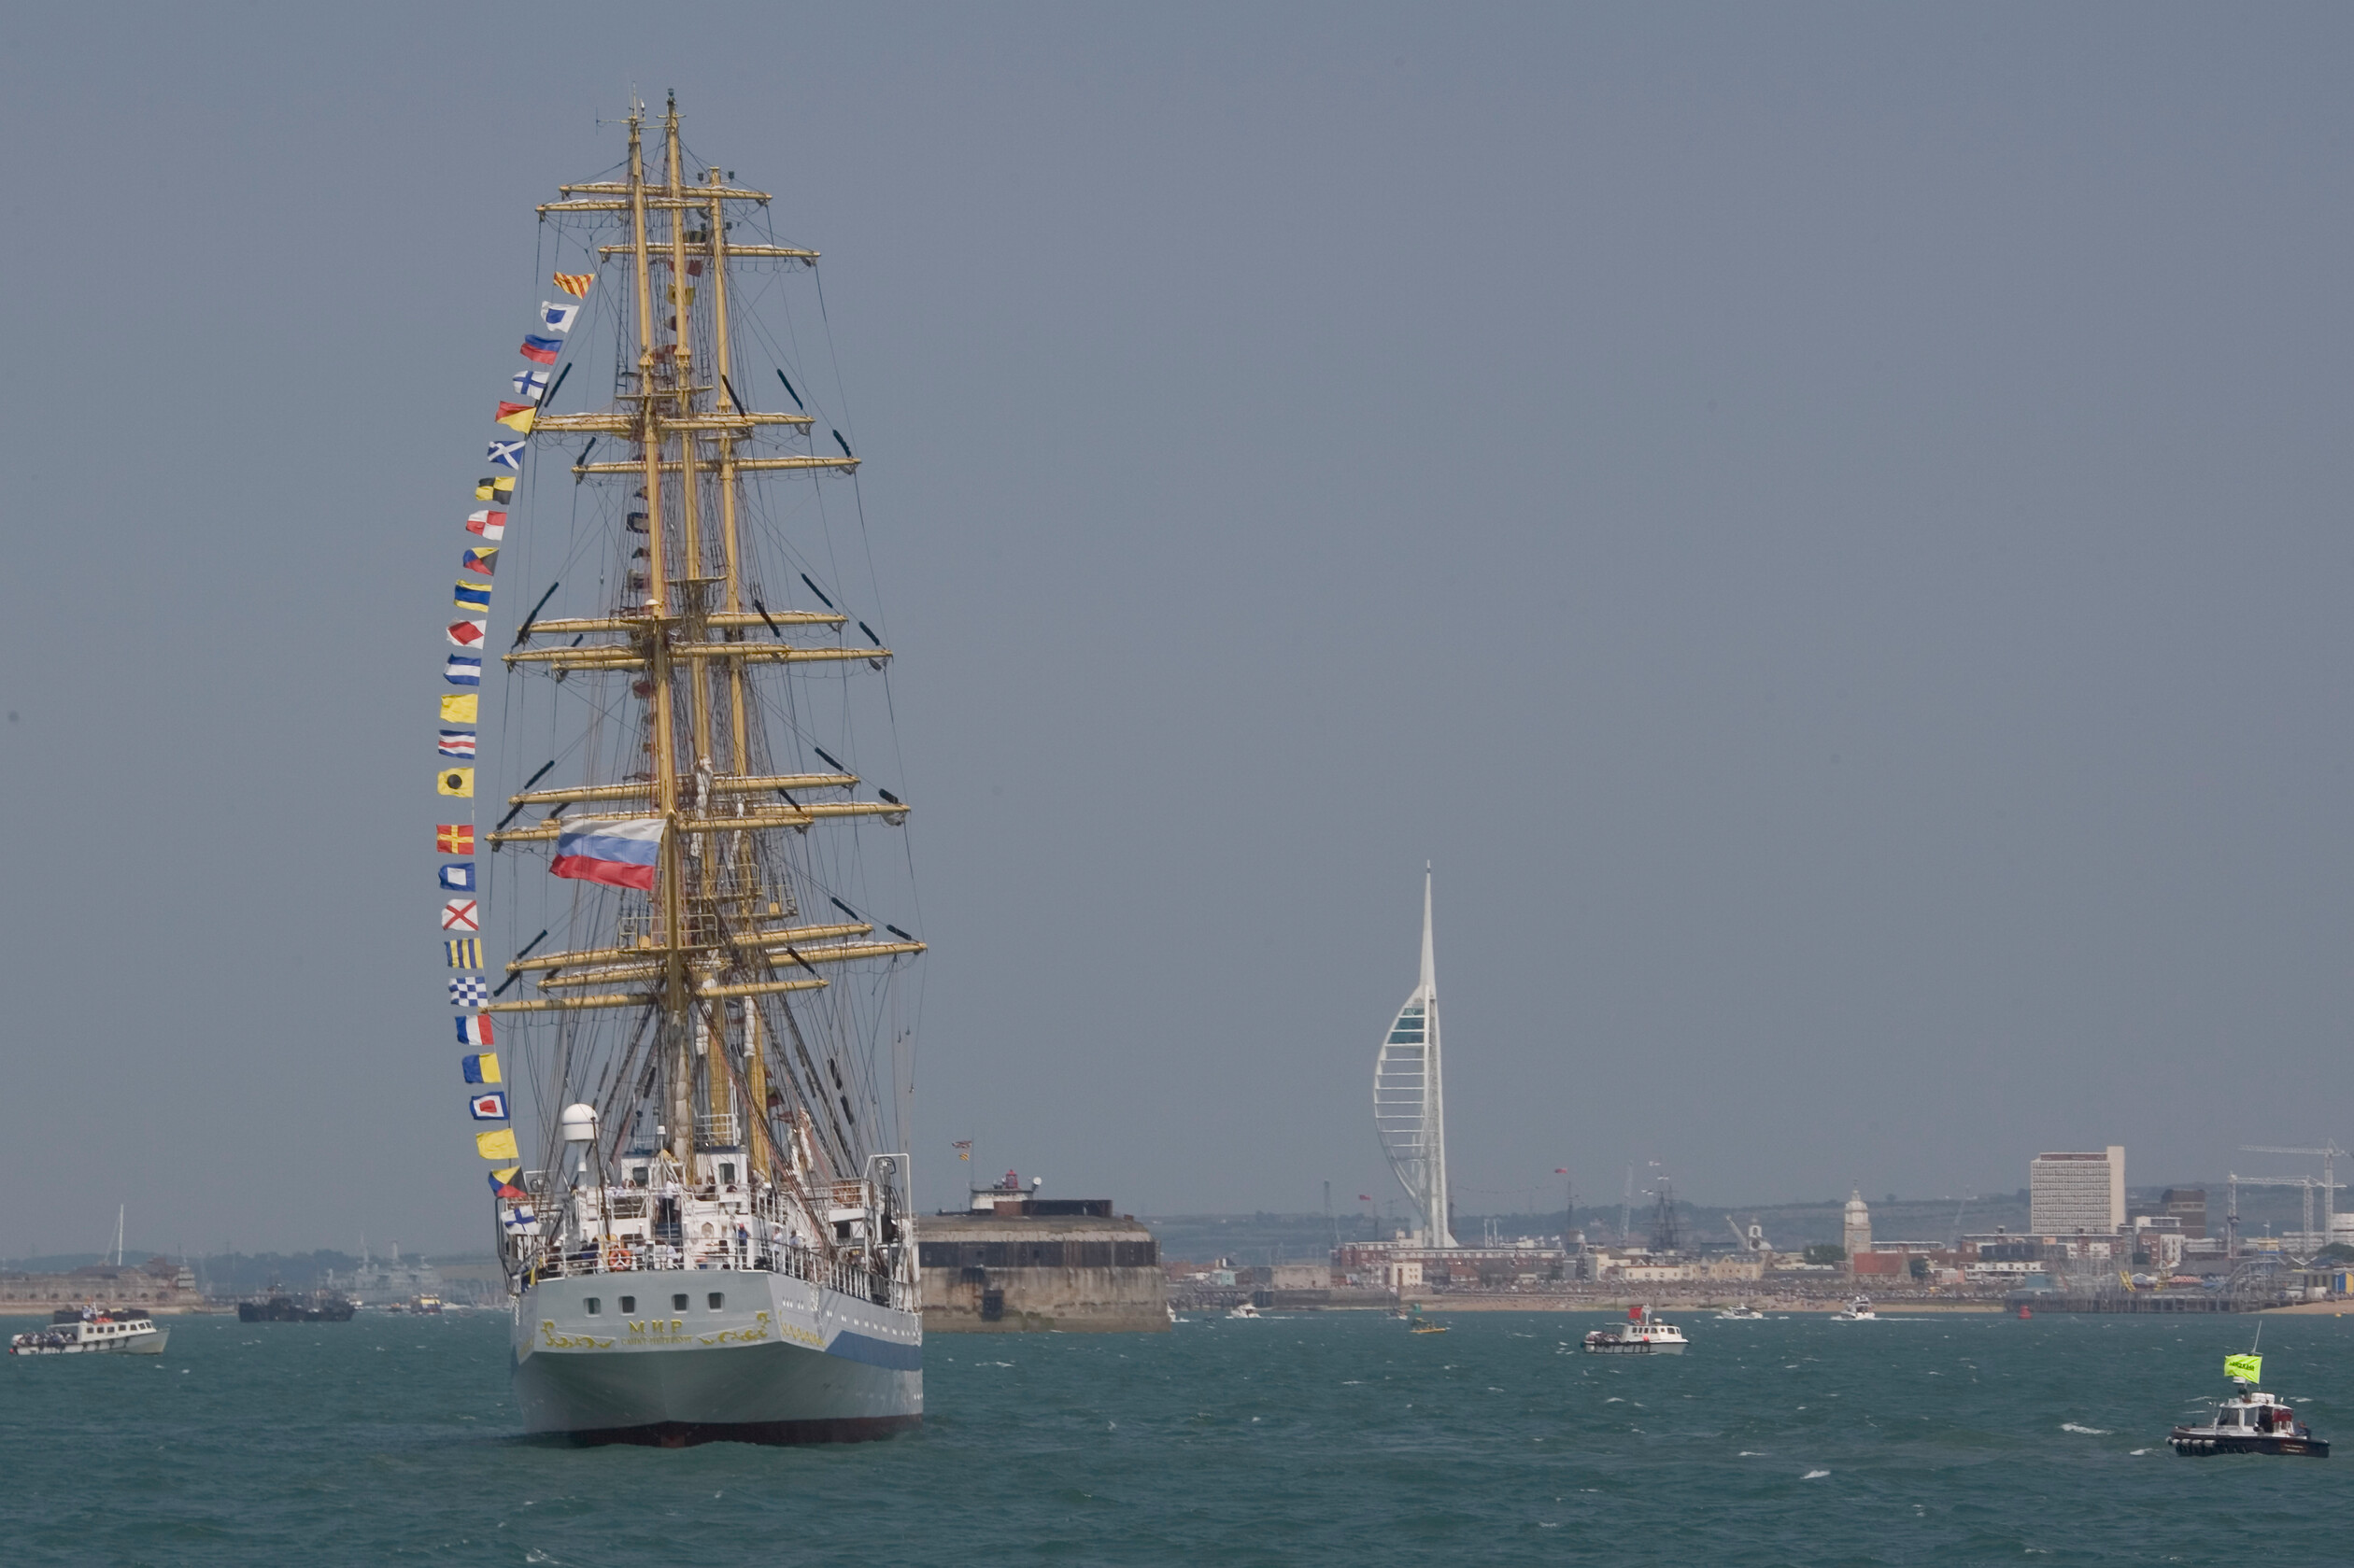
826;1329;922;1370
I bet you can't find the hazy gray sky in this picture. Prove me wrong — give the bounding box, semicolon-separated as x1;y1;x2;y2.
4;4;2351;1254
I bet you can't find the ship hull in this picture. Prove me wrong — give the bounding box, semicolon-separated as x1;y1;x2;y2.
513;1267;920;1447
2168;1426;2329;1457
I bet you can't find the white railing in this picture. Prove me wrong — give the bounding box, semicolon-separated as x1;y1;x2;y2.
518;1236;912;1310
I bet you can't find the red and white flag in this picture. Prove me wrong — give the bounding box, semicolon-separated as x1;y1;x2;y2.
466;510;506;541
447;619;487;648
440;899;480;932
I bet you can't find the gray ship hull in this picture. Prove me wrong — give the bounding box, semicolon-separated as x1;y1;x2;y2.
513;1267;920;1447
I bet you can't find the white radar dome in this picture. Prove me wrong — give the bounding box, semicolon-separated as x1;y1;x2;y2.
559;1103;600;1143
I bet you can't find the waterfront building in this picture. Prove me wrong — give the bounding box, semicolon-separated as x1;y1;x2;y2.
1373;870;1456;1247
1842;1189;1873;1261
915;1178;1166;1333
2030;1148;2125;1236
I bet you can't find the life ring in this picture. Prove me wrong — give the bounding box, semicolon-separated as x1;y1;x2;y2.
602;1241;630;1273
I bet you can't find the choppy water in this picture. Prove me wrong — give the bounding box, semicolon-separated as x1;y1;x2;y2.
1;1307;2346;1564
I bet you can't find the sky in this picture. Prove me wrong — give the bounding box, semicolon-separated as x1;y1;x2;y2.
3;4;2352;1256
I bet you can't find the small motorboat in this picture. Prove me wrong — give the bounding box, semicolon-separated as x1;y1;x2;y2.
1226;1301;1262;1320
1832;1296;1877;1321
1410;1321;1449;1335
9;1307;167;1356
2170;1352;2327;1458
1716;1303;1766;1321
1583;1304;1687;1354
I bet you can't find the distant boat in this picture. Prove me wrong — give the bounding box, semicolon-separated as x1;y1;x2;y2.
1832;1296;1877;1321
1410;1321;1449;1335
1717;1304;1766;1321
1227;1302;1263;1320
238;1284;356;1323
2170;1350;2327;1457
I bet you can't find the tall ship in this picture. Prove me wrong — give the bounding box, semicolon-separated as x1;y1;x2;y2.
432;95;925;1446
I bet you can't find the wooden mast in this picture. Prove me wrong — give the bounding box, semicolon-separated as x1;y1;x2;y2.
488;95;923;1207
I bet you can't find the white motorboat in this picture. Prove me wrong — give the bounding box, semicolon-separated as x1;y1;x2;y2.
9;1307;167;1356
1832;1296;1877;1321
1583;1304;1688;1354
1716;1303;1766;1321
1226;1301;1262;1320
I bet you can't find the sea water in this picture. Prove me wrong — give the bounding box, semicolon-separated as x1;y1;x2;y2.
0;1307;2345;1564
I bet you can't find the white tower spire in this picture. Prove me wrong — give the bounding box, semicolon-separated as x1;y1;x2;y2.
1375;866;1455;1247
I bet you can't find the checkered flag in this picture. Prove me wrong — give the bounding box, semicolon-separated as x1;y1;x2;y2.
448;976;490;1008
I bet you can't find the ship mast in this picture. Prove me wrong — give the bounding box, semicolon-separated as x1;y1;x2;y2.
486;93;922;1222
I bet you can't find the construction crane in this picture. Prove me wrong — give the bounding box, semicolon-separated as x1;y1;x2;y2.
2227;1171;2344;1255
2242;1145;2348;1249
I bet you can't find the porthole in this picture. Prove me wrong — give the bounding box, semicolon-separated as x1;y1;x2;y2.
584;1298;602;1315
673;1293;689;1311
708;1293;724;1311
618;1296;636;1314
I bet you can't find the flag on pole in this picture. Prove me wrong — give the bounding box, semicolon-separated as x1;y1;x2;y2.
436;823;475;854
953;1140;972;1162
518;333;561;365
438;862;475;892
457;1014;494;1046
449;976;489;1007
445;654;483;685
453;581;493;614
461;1051;501;1084
2226;1353;2262;1383
493;402;536;434
444;938;481;968
437;729;476;758
510;368;548;403
475;1127;520;1161
441;899;480;932
469;1091;509;1121
550;815;664;890
447;620;487;648
486;439;525;470
466;510;506;541
440;694;478;726
553;273;593;297
540;302;579;333
489;1165;527;1197
436;768;475;798
475;475;516;502
461;547;498;577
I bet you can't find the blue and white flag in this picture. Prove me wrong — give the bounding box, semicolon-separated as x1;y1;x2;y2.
437;729;476;758
540;301;579;334
468;1091;509;1121
501;1204;537;1234
486;439;525;471
444;654;483;687
449;975;489;1007
509;367;548;403
438;862;476;893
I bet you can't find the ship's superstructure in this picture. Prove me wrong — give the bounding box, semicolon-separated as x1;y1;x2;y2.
432;95;925;1445
1373;870;1456;1248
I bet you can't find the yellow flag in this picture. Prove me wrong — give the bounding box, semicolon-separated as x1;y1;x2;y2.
553;273;593;298
494;403;537;433
441;693;478;725
2226;1353;2262;1382
471;1051;502;1084
476;1127;520;1161
437;768;475;798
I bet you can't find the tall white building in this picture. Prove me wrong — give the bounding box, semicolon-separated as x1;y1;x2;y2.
2031;1147;2125;1236
1373;869;1455;1247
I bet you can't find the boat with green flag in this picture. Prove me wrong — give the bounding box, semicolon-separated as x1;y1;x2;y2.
2168;1349;2328;1457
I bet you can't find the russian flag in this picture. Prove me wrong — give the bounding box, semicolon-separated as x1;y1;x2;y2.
551;815;664;891
519;333;562;365
457;1014;494;1046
